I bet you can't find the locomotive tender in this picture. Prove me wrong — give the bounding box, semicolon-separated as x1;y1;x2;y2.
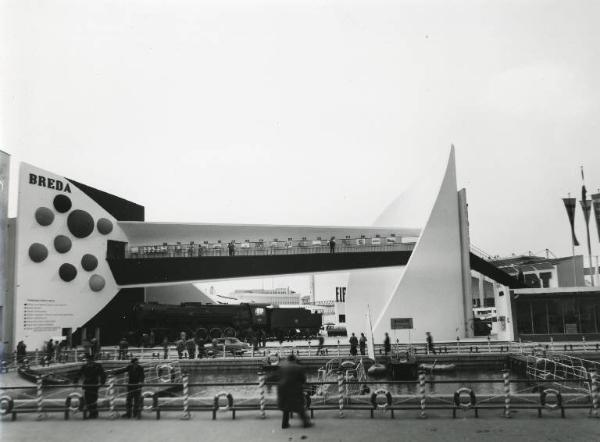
133;302;323;341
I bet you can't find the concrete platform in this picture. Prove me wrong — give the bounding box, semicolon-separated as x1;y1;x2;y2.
1;409;598;442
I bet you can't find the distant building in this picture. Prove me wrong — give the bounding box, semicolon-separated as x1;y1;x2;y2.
229;287;301;306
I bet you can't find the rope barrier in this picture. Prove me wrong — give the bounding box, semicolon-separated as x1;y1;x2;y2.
590;370;598;418
419;371;427;418
107;375;116;419
502;369;511;418
258;373;266;419
36;376;44;420
181;374;190;420
337;372;344;418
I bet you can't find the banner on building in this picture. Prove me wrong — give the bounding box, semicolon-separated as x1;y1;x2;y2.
562;198;579;246
592;193;600;242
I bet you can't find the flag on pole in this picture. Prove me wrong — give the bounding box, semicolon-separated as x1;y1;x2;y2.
592;193;600;242
562;198;579;246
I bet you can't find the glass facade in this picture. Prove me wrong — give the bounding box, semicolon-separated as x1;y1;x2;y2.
515;296;600;335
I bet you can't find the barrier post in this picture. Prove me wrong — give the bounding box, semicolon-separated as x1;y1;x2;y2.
337;372;344;418
418;370;427;418
456;337;460;353
337;340;340;358
107;375;117;419
487;336;491;353
590;369;598;418
114;347;118;360
223;343;226;359
582;336;586;352
502;369;511;418
550;337;554;352
258;373;266;419
307;341;311;357
181;375;190;420
36;376;44;420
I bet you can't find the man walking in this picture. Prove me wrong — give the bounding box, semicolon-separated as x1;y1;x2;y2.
278;355;312;429
426;332;436;355
384;333;391;356
77;354;107;419
114;357;145;419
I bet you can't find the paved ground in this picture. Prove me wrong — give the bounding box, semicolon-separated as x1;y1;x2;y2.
1;409;598;442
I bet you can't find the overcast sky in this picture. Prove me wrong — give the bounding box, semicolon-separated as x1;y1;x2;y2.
2;0;600;295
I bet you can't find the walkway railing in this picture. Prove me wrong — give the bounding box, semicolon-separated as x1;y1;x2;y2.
1;370;598;420
4;339;600;371
124;242;414;259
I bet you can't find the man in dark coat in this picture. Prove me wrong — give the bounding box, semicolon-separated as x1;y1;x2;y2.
359;333;367;356
113;357;145;419
77;354;107;419
384;333;391;356
349;333;358;356
277;355;311;429
16;341;26;364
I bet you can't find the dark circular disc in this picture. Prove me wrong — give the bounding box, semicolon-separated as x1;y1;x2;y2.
29;243;48;263
35;207;54;226
96;218;113;235
89;274;106;292
54;235;72;253
81;254;98;271
53;194;72;213
67;210;94;238
59;263;77;282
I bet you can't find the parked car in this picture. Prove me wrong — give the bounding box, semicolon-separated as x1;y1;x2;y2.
212;337;251;355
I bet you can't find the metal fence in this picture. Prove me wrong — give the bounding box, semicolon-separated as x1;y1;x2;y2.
1;369;598;421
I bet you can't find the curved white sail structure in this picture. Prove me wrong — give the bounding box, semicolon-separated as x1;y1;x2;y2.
346;147;468;342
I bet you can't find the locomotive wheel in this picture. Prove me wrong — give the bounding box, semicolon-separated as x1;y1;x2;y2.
209;328;222;338
196;328;208;340
223;327;236;337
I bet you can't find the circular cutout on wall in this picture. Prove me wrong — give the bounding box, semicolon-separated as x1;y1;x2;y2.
54;235;72;253
89;274;105;292
97;218;113;235
53;194;72;213
81;254;98;271
59;263;77;282
67;210;94;238
35;207;54;226
29;243;48;263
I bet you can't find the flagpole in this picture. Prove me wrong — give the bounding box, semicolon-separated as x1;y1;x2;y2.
581;166;594;287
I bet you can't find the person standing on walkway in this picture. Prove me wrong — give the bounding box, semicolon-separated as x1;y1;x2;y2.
77;354;107;419
162;337;169;359
186;337;196;359
384;333;391;356
349;333;358;356
228;240;236;256
119;337;129;360
359;333;367;356
278;355;312;429
176;337;185;359
114;357;145;419
316;334;325;356
16;340;26;364
329;236;336;253
426;332;436;355
46;339;54;363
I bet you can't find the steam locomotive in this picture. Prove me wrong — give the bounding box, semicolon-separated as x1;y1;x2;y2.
132;302;323;341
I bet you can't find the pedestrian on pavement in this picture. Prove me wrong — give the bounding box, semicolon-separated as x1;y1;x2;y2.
77;354;107;419
359;333;367;356
349;333;358;356
426;332;436;355
329;236;336;253
384;333;391;356
119;337;129;360
278;355;312;429
228;240;236;256
114;357;145;419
